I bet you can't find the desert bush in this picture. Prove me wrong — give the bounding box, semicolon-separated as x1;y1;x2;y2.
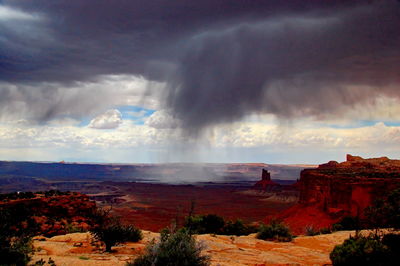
330;188;400;265
128;228;210;266
365;188;400;230
319;227;332;234
305;225;320;236
222;219;257;236
184;214;256;236
65;223;86;234
332;216;360;231
185;214;225;234
32;258;56;266
0;236;34;266
257;220;292;242
90;212;142;252
0;207;36;266
330;233;400;266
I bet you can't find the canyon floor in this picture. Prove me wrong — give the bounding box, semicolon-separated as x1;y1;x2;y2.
31;230;356;265
90;182;296;232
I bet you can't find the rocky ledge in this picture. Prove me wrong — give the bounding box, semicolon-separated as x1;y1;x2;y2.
32;230;357;265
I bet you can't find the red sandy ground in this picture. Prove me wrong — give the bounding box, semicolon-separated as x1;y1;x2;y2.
103;183;295;232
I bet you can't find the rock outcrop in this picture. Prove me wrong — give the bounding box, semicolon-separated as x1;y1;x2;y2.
32;230;359;265
277;155;400;234
299;154;400;216
254;169;279;190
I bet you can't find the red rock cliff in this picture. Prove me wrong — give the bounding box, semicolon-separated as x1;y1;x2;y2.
276;155;400;234
299;154;400;217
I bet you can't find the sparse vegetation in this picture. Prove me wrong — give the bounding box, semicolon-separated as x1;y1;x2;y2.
257;220;292;242
330;188;400;265
0;207;34;266
184;214;257;236
223;219;257;236
185;214;225;234
0;190;97;237
330;233;400;266
65;223;86;234
33;258;56;266
90;209;142;252
365;188;400;230
319;227;332;234
332;216;360;231
0;190;142;264
128;228;210;266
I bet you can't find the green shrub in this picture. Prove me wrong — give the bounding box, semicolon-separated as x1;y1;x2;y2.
0;208;35;266
184;214;255;236
66;223;86;233
222;219;257;236
0;236;34;266
365;188;400;230
185;214;225;234
128;228;210;266
330;188;400;265
330;234;400;266
91;215;142;252
256;220;292;242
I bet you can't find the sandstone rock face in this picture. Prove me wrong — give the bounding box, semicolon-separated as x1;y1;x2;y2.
280;155;400;233
32;230;358;265
299;154;400;216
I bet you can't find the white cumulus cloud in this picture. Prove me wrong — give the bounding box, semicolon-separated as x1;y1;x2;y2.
89;109;123;129
145;110;181;129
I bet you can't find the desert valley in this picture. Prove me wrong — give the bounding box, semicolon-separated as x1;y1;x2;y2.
2;155;400;265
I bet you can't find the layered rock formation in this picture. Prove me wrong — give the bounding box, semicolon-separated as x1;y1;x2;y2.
299;154;400;217
277;155;400;234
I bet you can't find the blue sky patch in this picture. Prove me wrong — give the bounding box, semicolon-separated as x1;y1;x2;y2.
118;105;155;125
327;120;400;129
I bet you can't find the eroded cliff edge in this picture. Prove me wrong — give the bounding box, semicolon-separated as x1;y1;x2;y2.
277;154;400;234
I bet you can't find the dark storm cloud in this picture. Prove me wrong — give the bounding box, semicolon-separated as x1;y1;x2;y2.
0;0;399;131
168;3;400;132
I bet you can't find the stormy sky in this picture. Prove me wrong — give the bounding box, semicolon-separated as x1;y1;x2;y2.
1;0;400;163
